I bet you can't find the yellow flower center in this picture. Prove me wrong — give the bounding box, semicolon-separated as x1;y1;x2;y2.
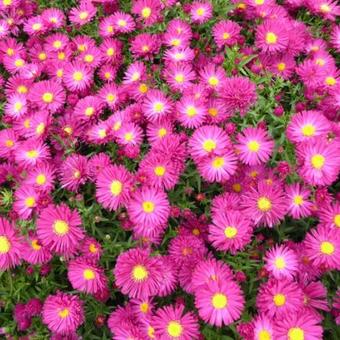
208;76;219;86
274;256;286;269
53;220;69;236
73;71;83;82
158;128;167;137
107;47;114;56
247;140;260;152
333;214;340;228
57;52;65;60
167;321;183;337
110;180;122;196
142;201;155;213
56;69;63;77
14;101;23;112
154;166;166;176
293;195;303;206
98;129;106;138
139;83;148;93
273;293;286;306
171;38;180;46
153;102;164;113
83;268;95;280
140;302;149;313
142;45;150;52
175;74;184;83
255;0;264;4
277;62;286;71
232;183;242;192
73;170;81;179
258;329;271;340
311;154;325;169
118;19;127;27
53;40;62;49
64;126;73;135
131;72;140;81
84;54;94;63
325;76;336;86
301;124;315;137
288;327;304;340
320;241;334;255
25;197;35;208
106;93;116;102
257;197;272;212
36;174;46;185
224;226;238;238
132;264;148;281
266;32;278;44
18;85;27;94
31;239;41;250
212;293;228;309
212;156;225;169
315;58;325;66
223;32;230;40
89;243;97;253
7;47;14;56
196;7;205;16
32;23;42;31
148;326;155;338
5;139;14;148
58;308;69;318
142;7;151;18
0;236;11;253
208;107;218;117
124;132;133;142
36;123;45;135
320;4;330;13
79;11;89;20
186;105;197;117
38;52;47;61
85;107;94;116
192;228;200;236
202;139;216;152
3;0;12;6
15;59;24;67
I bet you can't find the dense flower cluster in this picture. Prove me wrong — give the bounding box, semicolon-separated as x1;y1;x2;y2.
0;0;339;339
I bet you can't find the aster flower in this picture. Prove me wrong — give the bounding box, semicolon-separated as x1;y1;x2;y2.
130;33;161;59
199;64;226;91
256;278;304;319
63;61;93;92
302;281;330;316
42;292;84;335
114;248;162;298
146;120;174;145
60;154;88;192
68;257;108;295
190;1;213;24
21;234;52;265
252;314;275;340
77;46;102;69
98;83;121;110
176;96;207;128
264;244;299;280
163;63;196;92
189;125;231;160
319;202;340;229
142;90;174;123
152;304;200;339
116;123;143;147
208;210;253;254
286;110;331;144
157;255;178;297
168;234;208;266
212;20;241;48
221;76;257;116
0;128;17;159
256;19;290;53
241;181;287;227
23;111;51;140
36;203;85;256
285;183;313;219
4;93;27;119
79;237;102;262
303;225;340;271
297;139;340;186
273;310;323;339
96;164;134;211
111;11;136;33
191;258;234;292
13;185;40;220
236;127;274;165
41;8;65;29
0;217;23;270
127;186;170;229
69;1;96;26
132;0;161;27
163;47;195;64
195;279;244;327
164;19;192;48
